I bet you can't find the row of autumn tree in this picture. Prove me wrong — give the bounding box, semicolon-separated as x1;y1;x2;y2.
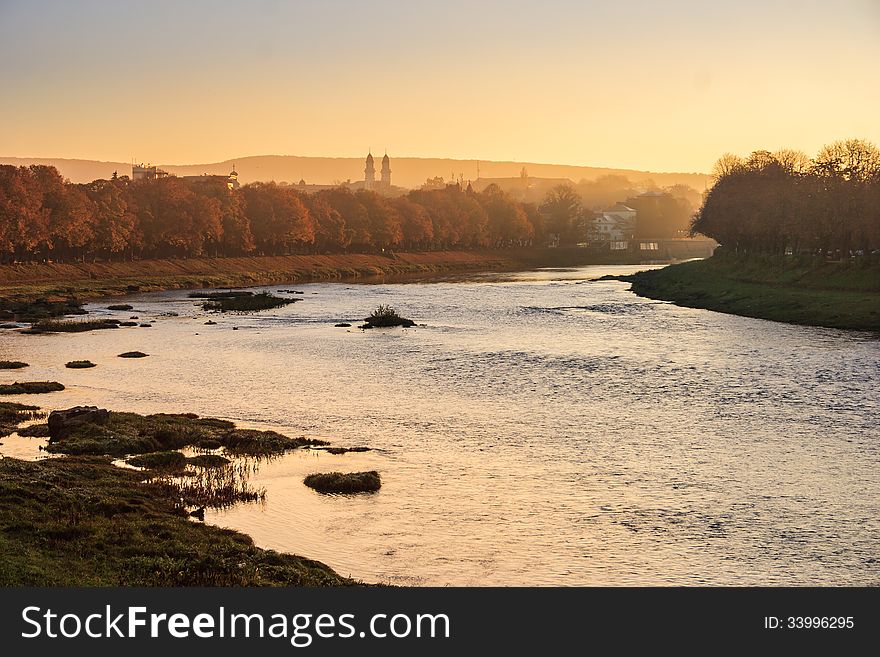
692;139;880;255
0;165;544;262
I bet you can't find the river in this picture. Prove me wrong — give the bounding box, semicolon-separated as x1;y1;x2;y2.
1;264;878;585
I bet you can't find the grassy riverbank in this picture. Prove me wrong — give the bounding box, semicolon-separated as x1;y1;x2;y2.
621;252;880;331
0;251;521;302
0;247;707;304
0;409;357;586
0;456;353;586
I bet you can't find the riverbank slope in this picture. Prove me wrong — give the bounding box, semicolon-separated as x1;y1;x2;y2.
620;253;880;331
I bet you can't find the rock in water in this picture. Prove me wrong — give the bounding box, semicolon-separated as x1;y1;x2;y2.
47;406;109;441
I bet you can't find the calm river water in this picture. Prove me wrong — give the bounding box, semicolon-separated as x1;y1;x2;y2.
1;264;878;585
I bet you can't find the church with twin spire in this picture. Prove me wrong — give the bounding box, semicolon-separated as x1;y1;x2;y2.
294;150;399;196
363;151;391;194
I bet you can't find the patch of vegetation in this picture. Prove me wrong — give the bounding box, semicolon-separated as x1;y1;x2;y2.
303;471;381;494
46;410;327;458
16;423;51;437
119;321;139;327
621;253;880;331
0;298;85;323
221;429;328;455
127;451;188;471
202;292;298;313
0;381;65;395
0;402;44;437
323;446;371;455
65;360;96;369
150;462;265;508
118;351;148;358
334;322;352;327
0;361;28;369
107;304;134;311
30;318;120;333
187;454;232;468
0;457;353;586
363;305;415;328
188;291;254;299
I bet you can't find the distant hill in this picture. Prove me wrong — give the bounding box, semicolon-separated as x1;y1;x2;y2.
0;155;709;190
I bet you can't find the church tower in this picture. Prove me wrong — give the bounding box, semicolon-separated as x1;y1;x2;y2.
380;152;391;193
364;151;375;191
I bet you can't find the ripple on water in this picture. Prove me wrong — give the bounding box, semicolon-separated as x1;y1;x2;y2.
1;264;878;585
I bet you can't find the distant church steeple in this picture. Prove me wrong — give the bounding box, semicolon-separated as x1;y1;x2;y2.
364;151;375;191
380;150;391;192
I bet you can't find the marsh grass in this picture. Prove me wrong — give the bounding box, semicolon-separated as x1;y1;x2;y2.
202;292;297;312
47;410;327;458
107;304;134;311
323;446;371;455
304;471;381;494
65;360;96;368
0;381;65;395
16;423;50;437
0;361;28;369
363;305;415;328
0;298;85;323
31;318;120;333
187;454;231;468
0;456;352;585
118;351;148;358
150;461;266;508
0;402;44;437
127;451;188;471
188;291;254;299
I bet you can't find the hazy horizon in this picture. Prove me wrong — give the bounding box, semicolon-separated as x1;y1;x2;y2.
1;0;878;172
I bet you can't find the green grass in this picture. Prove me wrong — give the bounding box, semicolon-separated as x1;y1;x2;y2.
304;471;382;494
186;454;231;468
0;381;65;395
46;410;328;457
127;451;188;470
15;423;50;437
65;360;96;368
202;291;297;312
0;456;353;586
621;253;880;331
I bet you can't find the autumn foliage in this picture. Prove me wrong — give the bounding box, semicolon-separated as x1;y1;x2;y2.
0;167;541;263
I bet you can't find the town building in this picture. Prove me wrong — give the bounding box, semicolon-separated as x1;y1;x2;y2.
588;202;637;242
131;163;240;190
131;164;169;181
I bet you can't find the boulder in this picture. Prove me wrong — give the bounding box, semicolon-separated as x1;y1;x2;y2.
47;406;109;441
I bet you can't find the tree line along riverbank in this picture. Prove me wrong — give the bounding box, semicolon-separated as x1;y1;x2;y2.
617;251;880;331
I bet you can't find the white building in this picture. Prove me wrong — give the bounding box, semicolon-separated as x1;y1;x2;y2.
589;203;637;242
